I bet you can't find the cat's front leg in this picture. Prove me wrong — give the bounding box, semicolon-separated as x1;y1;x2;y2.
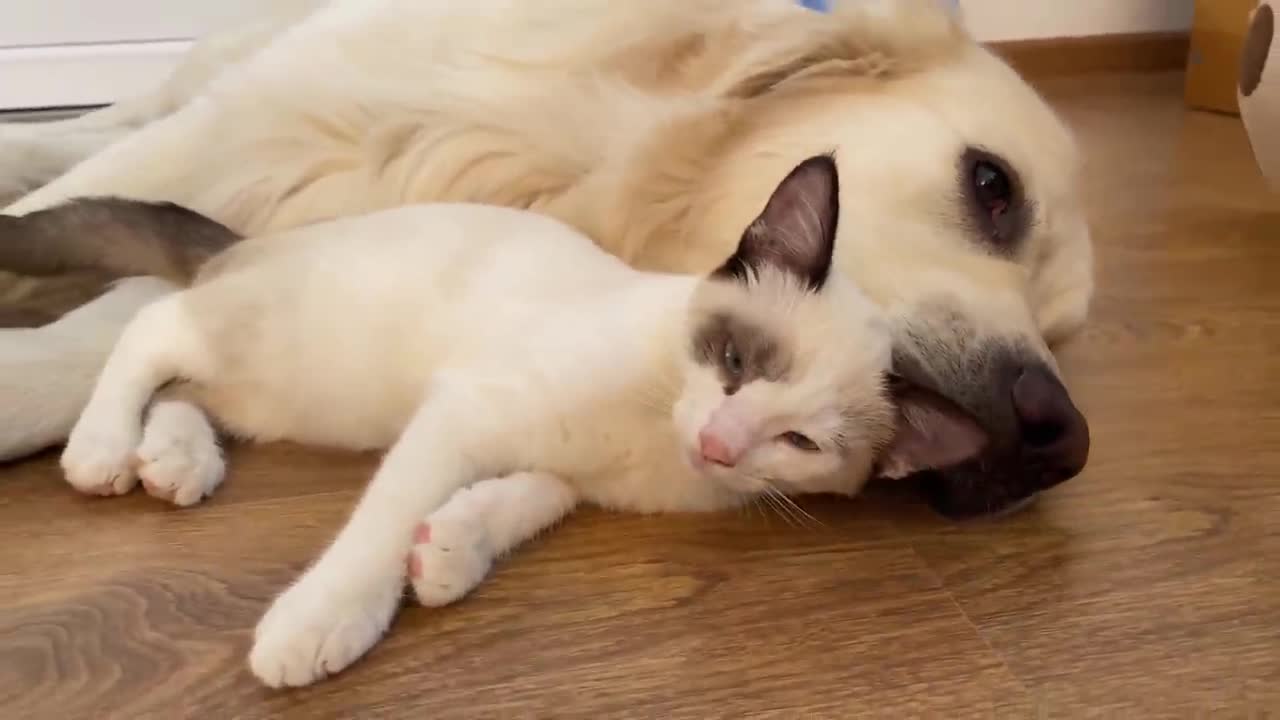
61;294;196;496
408;471;577;607
248;382;505;688
135;387;226;507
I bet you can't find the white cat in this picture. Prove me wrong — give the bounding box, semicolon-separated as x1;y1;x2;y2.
59;155;982;687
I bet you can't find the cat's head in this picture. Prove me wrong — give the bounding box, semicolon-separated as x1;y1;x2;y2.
673;154;988;499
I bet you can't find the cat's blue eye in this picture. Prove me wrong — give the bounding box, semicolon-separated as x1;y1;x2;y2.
780;431;820;452
723;340;744;377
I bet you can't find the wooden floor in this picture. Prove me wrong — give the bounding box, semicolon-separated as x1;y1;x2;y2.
3;72;1279;719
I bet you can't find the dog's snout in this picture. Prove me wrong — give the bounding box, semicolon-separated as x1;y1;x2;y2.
1011;365;1090;486
890;334;1093;519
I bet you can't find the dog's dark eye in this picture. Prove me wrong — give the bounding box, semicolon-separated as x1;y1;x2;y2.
780;431;820;452
973;160;1011;219
961;148;1026;250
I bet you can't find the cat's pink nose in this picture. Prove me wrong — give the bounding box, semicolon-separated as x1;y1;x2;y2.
698;429;738;467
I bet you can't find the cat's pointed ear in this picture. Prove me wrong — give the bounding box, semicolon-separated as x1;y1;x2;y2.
876;380;989;480
712;153;840;292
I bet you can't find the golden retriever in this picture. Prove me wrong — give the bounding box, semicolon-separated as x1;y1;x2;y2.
0;0;1092;517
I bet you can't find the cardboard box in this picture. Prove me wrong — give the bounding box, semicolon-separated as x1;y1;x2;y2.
1185;0;1258;114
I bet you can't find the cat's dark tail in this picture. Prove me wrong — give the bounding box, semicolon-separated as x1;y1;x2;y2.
0;197;243;285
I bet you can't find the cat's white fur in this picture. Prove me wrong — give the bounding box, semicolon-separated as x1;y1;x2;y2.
61;161;898;686
406;471;578;608
0;0;1094;480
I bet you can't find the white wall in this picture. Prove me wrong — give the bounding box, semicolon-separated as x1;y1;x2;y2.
0;1;259;48
0;41;193;110
0;1;260;110
958;0;1196;42
0;1;1199;110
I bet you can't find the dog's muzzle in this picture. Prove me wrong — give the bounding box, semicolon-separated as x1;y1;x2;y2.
894;344;1091;519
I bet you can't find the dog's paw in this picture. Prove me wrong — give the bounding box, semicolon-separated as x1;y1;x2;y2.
61;417;140;497
249;573;400;688
406;519;492;607
136;401;225;507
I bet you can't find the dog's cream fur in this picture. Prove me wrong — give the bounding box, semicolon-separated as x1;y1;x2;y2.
0;0;1093;503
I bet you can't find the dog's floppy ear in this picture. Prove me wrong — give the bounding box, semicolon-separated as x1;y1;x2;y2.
713;154;839;292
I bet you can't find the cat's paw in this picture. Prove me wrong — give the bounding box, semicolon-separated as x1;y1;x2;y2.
406;519;492;607
248;573;401;688
136;401;225;507
60;415;140;497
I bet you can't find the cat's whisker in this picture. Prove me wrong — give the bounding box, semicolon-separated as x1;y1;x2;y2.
761;494;788;527
755;490;782;524
751;495;772;526
761;488;801;528
768;484;822;528
773;494;807;529
778;492;823;529
765;483;822;529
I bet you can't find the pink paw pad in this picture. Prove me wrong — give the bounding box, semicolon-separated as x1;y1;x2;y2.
406;523;432;579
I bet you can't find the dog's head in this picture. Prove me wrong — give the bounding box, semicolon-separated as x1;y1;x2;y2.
688;0;1094;517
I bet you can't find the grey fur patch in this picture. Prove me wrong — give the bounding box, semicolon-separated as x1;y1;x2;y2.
0;196;241;285
690;311;790;394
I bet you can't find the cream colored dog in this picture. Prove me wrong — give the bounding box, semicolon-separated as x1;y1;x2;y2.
0;0;1093;517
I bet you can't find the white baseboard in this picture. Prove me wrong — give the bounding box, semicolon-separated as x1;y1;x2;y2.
0;40;190;111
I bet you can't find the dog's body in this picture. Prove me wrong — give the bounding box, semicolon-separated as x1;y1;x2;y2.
0;0;1093;516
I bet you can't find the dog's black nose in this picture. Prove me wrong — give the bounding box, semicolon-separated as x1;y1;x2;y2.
1011;365;1090;488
